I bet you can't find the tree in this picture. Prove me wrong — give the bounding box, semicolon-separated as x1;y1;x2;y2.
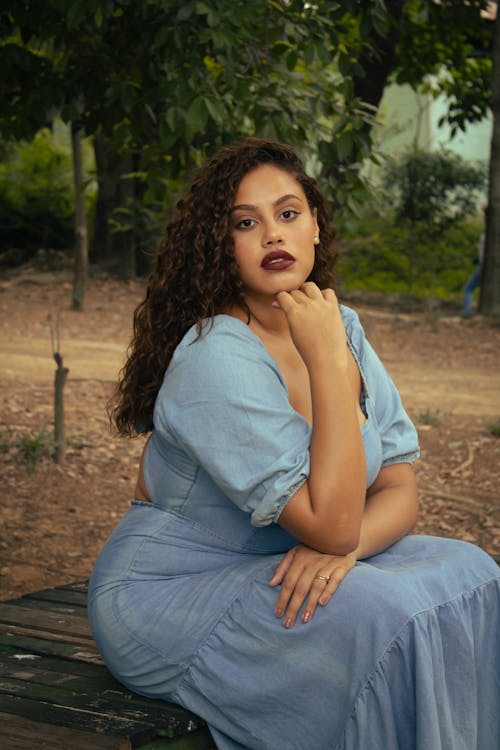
1;1;374;274
1;0;498;308
481;10;500;315
70;123;88;310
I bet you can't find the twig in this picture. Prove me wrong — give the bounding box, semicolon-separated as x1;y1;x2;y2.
449;442;475;476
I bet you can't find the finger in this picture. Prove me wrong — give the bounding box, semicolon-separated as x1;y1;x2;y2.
299;281;322;298
274;565;304;619
269;548;297;586
281;574;316;628
321;287;337;301
299;573;334;623
318;566;348;606
275;290;296;312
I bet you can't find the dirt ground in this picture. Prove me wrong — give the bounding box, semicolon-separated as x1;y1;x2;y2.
0;269;499;601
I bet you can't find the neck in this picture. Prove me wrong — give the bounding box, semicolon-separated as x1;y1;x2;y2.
228;294;291;337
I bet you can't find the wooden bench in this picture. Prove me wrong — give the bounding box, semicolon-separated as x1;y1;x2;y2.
0;582;216;749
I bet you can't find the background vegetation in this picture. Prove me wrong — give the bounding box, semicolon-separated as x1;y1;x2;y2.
0;0;496;310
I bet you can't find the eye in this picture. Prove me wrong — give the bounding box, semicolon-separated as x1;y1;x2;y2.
234;218;256;230
281;209;300;221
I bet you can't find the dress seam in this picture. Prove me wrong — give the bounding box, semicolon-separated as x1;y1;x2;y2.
333;574;499;750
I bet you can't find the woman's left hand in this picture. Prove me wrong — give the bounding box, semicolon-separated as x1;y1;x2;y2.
269;544;357;628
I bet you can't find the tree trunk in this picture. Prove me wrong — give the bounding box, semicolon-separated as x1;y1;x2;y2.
92;133;118;262
351;0;408;125
92;133;138;277
480;12;500;315
71;123;88;311
322;0;408;200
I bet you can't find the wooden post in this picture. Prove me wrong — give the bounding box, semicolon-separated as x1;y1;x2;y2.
49;314;69;464
53;351;69;464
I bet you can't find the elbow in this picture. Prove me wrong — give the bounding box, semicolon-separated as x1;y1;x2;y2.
319;520;361;556
323;534;360;557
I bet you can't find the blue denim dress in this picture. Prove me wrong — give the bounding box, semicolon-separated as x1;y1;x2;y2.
88;307;500;750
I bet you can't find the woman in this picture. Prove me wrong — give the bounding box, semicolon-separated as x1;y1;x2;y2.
89;138;500;750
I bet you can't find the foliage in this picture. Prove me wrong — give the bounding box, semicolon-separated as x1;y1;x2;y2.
0;1;495;279
383;149;486;228
418;408;442;427
487;418;500;438
338;212;483;300
394;0;493;135
18;426;54;473
0;129;74;251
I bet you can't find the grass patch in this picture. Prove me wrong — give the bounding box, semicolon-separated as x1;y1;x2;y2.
418;408;442;427
18;426;54;473
487;419;500;438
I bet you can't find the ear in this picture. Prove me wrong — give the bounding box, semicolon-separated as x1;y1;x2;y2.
312;208;320;241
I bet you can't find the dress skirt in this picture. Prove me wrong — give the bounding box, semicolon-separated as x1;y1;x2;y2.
88;504;500;750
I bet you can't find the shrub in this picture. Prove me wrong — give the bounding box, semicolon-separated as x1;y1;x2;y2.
0;129;74;256
338;212;483;301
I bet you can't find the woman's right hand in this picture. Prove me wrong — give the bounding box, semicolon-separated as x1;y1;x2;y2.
274;282;347;368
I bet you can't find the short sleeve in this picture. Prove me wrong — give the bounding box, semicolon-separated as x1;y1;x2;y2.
153;318;310;527
342;306;420;468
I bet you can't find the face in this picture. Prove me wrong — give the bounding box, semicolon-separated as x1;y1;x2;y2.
230;164;319;305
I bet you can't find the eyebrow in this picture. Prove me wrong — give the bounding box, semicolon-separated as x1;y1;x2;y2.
231;193;304;212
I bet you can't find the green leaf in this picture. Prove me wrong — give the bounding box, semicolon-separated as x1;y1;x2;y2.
204;96;225;124
187;96;208;132
336;131;353;162
286;50;298;71
304;42;315;66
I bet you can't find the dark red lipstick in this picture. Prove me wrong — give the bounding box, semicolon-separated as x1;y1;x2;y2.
261;250;296;271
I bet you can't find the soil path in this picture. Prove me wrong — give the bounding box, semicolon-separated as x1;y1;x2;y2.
0;272;499;600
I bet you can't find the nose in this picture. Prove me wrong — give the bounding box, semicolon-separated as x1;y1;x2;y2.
262;226;283;247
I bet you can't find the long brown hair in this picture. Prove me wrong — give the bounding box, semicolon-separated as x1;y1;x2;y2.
110;137;338;436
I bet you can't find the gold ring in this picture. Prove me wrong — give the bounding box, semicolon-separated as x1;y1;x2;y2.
315;574;330;583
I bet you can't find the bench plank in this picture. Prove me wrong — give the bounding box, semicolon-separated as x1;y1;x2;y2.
0;603;93;640
0;632;102;663
0;710;131;750
22;588;88;608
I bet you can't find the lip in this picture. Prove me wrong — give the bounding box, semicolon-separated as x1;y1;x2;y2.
261;250;296;271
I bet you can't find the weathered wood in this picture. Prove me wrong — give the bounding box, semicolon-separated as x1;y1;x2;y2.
0;632;102;664
22;587;87;608
5;597;85;618
1;711;131;750
0;603;93;639
0;583;215;749
0;692;159;744
0;675;197;733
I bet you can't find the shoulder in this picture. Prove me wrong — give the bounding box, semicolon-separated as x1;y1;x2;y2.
165;315;283;394
171;315;271;367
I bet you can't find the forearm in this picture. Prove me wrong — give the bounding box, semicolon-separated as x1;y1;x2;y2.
355;463;419;560
308;356;366;524
280;355;366;555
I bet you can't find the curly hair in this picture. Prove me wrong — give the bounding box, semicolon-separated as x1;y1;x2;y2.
110;137;338;436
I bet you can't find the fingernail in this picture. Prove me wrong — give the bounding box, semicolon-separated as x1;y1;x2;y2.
319;596;329;605
284;617;293;629
275;608;283;618
303;611;311;623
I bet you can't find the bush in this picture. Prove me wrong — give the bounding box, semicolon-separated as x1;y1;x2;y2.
338;212;482;301
0;129;74;257
338;149;485;302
